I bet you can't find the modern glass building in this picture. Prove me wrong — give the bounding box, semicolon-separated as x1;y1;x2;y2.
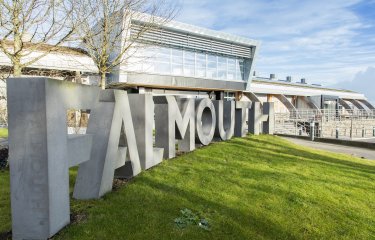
109;18;259;92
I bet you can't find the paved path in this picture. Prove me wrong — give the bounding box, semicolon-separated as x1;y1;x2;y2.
0;138;7;147
283;137;375;160
354;138;375;143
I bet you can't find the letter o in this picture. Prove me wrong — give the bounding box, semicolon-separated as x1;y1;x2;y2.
195;98;216;145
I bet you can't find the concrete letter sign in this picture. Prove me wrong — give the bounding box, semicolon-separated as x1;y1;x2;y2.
154;96;195;159
7;77;276;239
195;98;216;145
7;78;99;240
262;102;275;135
127;94;164;170
73;90;143;199
248;102;275;135
214;100;235;140
234;101;252;137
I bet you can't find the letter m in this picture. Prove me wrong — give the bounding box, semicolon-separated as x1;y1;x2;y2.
154;96;195;159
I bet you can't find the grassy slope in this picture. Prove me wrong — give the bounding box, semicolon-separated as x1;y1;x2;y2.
1;135;374;239
0;170;10;233
0;128;8;138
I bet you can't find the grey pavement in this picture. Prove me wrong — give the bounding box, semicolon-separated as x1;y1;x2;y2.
0;138;8;147
353;138;375;143
283;137;375;160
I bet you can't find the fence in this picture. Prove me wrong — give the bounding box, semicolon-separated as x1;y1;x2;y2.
274;109;375;139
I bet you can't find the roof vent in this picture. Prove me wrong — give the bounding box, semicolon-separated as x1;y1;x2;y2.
286;76;292;82
270;74;276;80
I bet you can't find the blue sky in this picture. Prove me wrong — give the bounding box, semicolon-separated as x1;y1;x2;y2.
174;0;375;102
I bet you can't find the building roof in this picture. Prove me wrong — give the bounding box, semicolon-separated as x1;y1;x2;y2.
253;77;357;93
0;41;98;73
132;14;260;48
250;77;366;100
0;40;89;56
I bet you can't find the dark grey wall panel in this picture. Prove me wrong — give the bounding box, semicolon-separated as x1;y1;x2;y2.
125;73;247;91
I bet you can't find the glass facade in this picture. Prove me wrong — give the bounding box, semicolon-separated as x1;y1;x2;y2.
127;46;247;81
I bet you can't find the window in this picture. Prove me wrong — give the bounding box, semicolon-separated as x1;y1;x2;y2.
172;49;183;64
172;49;183;75
236;59;245;80
142;62;155;72
184;51;195;76
196;53;206;78
217;57;227;80
155;62;170;74
207;55;217;79
155;48;171;74
131;45;247;81
224;92;235;101
227;59;236;80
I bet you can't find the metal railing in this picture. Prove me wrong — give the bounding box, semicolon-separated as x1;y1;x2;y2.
274;109;375;139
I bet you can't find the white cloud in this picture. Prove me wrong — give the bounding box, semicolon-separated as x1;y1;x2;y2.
175;0;375;87
332;67;375;105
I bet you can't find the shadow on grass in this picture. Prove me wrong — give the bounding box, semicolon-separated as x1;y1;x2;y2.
239;137;375;173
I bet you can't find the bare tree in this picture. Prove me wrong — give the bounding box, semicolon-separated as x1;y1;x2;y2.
75;0;177;89
0;0;81;76
0;68;10;127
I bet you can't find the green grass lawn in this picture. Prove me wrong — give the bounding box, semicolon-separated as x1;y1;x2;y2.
1;135;374;239
0;128;8;138
0;170;10;234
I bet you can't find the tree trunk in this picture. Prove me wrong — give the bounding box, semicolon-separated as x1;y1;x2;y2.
12;58;22;77
12;5;23;77
100;72;106;90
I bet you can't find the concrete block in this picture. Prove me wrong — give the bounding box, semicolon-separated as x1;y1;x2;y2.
74;90;142;199
248;102;262;135
7;78;99;240
263;102;275;135
68;134;93;167
128;94;163;169
235;101;251;137
116;147;128;169
214;100;235;140
154;96;195;159
195;98;216;145
249;102;274;135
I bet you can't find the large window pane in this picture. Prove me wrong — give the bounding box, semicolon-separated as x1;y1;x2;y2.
218;56;227;80
207;55;217;63
207;70;216;78
218;56;227;64
184;65;194;76
155;62;170;74
218;70;226;79
196;68;205;78
155;47;170;63
172;49;183;64
236;59;245;80
184;51;195;76
172;64;183;75
184;51;195;65
227;58;236;80
143;62;155;72
196;53;206;78
207;55;217;78
196;53;206;68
